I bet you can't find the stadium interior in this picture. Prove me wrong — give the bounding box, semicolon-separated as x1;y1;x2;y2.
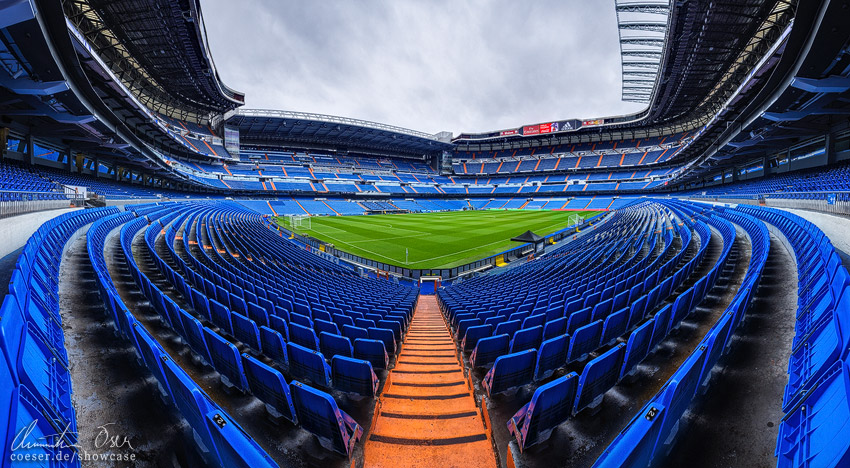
0;0;849;467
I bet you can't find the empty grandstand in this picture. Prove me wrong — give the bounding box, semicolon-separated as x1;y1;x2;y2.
1;0;849;467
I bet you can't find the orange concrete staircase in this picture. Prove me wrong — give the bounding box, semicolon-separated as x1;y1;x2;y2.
363;296;497;468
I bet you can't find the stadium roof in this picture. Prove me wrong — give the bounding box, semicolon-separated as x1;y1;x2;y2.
226;109;454;159
645;0;795;126
63;0;244;123
671;0;850;185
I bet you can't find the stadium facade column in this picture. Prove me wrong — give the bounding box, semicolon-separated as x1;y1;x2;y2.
93;157;100;177
64;149;72;172
0;127;7;159
762;156;771;176
825;131;837;165
25;133;34;166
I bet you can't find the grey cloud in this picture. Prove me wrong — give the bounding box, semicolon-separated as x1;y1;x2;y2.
203;0;646;135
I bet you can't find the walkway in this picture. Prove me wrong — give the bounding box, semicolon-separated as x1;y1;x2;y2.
363;295;498;468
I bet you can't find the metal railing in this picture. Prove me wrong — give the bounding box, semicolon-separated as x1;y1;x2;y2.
0;191;82;219
688;191;850;216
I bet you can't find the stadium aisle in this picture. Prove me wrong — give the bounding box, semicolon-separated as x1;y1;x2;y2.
363;296;498;468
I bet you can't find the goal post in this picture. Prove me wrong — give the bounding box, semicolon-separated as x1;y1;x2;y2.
288;214;311;231
567;213;583;227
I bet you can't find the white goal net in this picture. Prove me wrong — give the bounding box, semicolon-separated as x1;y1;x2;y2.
567;213;583;227
288;215;311;231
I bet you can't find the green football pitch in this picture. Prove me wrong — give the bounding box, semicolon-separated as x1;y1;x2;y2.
276;209;602;269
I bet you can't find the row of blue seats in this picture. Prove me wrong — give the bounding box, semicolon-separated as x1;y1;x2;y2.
503;201;723;452
591;203;770;467
161;206;408;371
155;204;414;451
159;207;413;335
447;204;698;384
86;206;363;464
440;206;665;321
736;205;850;467
138;210;383;400
1;207;119;465
89;208;279;466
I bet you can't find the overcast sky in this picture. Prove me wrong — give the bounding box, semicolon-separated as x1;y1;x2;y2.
202;0;645;135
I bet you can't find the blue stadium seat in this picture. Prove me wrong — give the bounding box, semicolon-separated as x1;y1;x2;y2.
534;334;570;380
697;312;733;394
522;313;546;330
470;334;510;368
567;307;592;335
291;313;314;329
231;312;262;354
574;344;626;414
776;359;850;468
783;291;850;411
508;372;579;453
286;342;332;387
591;403;668;468
567;320;603;363
456;318;483;341
289;381;363;457
600;308;629;347
314;319;340;337
290;322;320;351
462;324;493;352
543;316;567;340
343;324;369;341
494;319;522;339
627;295;648;330
246;301;270;328
331;356;379;397
510;325;543;354
242;354;297;423
161;354;274;467
355;318;376;329
483;349;537;396
650;346;707;459
620;319;654;380
647;303;673;352
354;338;389;370
259;326;288;367
320;331;354;359
180;309;213;366
591;298;614;323
367;327;396;355
269;315;290;341
208;298;233;335
333;313;355;329
131;322;170;400
202;328;249;392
